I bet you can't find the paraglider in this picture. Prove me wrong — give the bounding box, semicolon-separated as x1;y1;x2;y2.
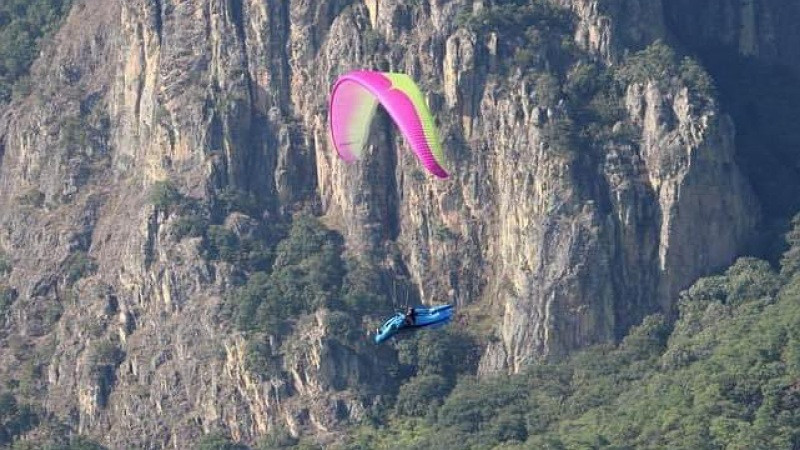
328;70;449;178
374;304;454;344
328;70;454;343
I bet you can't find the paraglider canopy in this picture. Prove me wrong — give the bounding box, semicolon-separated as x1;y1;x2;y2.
328;70;449;178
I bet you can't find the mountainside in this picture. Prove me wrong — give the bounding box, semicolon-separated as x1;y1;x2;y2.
0;0;798;448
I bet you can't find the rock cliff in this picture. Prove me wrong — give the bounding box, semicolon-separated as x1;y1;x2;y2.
0;0;793;447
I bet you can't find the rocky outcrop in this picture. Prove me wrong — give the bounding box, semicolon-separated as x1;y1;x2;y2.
553;0;667;60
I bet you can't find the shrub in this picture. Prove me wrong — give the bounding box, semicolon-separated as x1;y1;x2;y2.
396;328;479;381
17;189;44;207
205;225;240;261
614;40;715;102
63;251;97;284
231;272;286;334
216;187;261;218
723;257;781;305
362;28;384;54
61;116;88;148
0;0;73;103
86;340;123;373
456;2;575;73
512;48;536;69
42;300;64;328
11;76;32;100
339;258;389;316
172;214;208;240
534;73;560;107
0;252;11;276
395;374;450;417
410;169;426;183
587;89;626;125
324;310;360;344
229;215;345;333
616;40;680;86
202;221;272;271
51;436;108;450
565;62;602;102
0;285;16;316
541;116;577;155
618;314;671;359
244;336;283;380
0;392;38;447
781;213;800;278
679;56;715;98
255;425;298;449
433;224;457;241
436;376;527;434
196;432;248;450
148;180;185;211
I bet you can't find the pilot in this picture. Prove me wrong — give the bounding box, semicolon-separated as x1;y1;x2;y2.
404;306;416;325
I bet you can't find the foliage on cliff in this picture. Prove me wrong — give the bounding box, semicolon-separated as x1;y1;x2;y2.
228;214;347;336
0;391;106;449
0;0;72;102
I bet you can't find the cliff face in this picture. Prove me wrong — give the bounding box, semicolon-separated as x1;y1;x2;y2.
664;0;800;68
664;0;800;224
475;64;758;371
0;0;791;447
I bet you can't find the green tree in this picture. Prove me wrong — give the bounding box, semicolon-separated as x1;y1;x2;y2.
62;251;97;284
781;213;800;278
206;225;240;261
50;437;108;450
196;432;248;450
0;285;16;316
616;40;680;86
148;180;185;211
0;393;38;446
0;252;11;275
0;0;73;103
172;214;208;240
394;374;450;417
215;187;262;218
255;425;298;449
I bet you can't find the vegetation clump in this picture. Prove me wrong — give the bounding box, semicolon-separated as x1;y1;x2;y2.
0;392;38;447
229;215;346;335
203;224;272;271
0;285;17;317
196;432;248;450
0;252;11;276
148;180;186;211
62;251;97;284
17;189;45;208
0;0;73;102
456;1;575;74
616;40;715;99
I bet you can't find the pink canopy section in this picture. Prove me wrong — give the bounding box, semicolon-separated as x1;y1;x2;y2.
328;70;449;179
